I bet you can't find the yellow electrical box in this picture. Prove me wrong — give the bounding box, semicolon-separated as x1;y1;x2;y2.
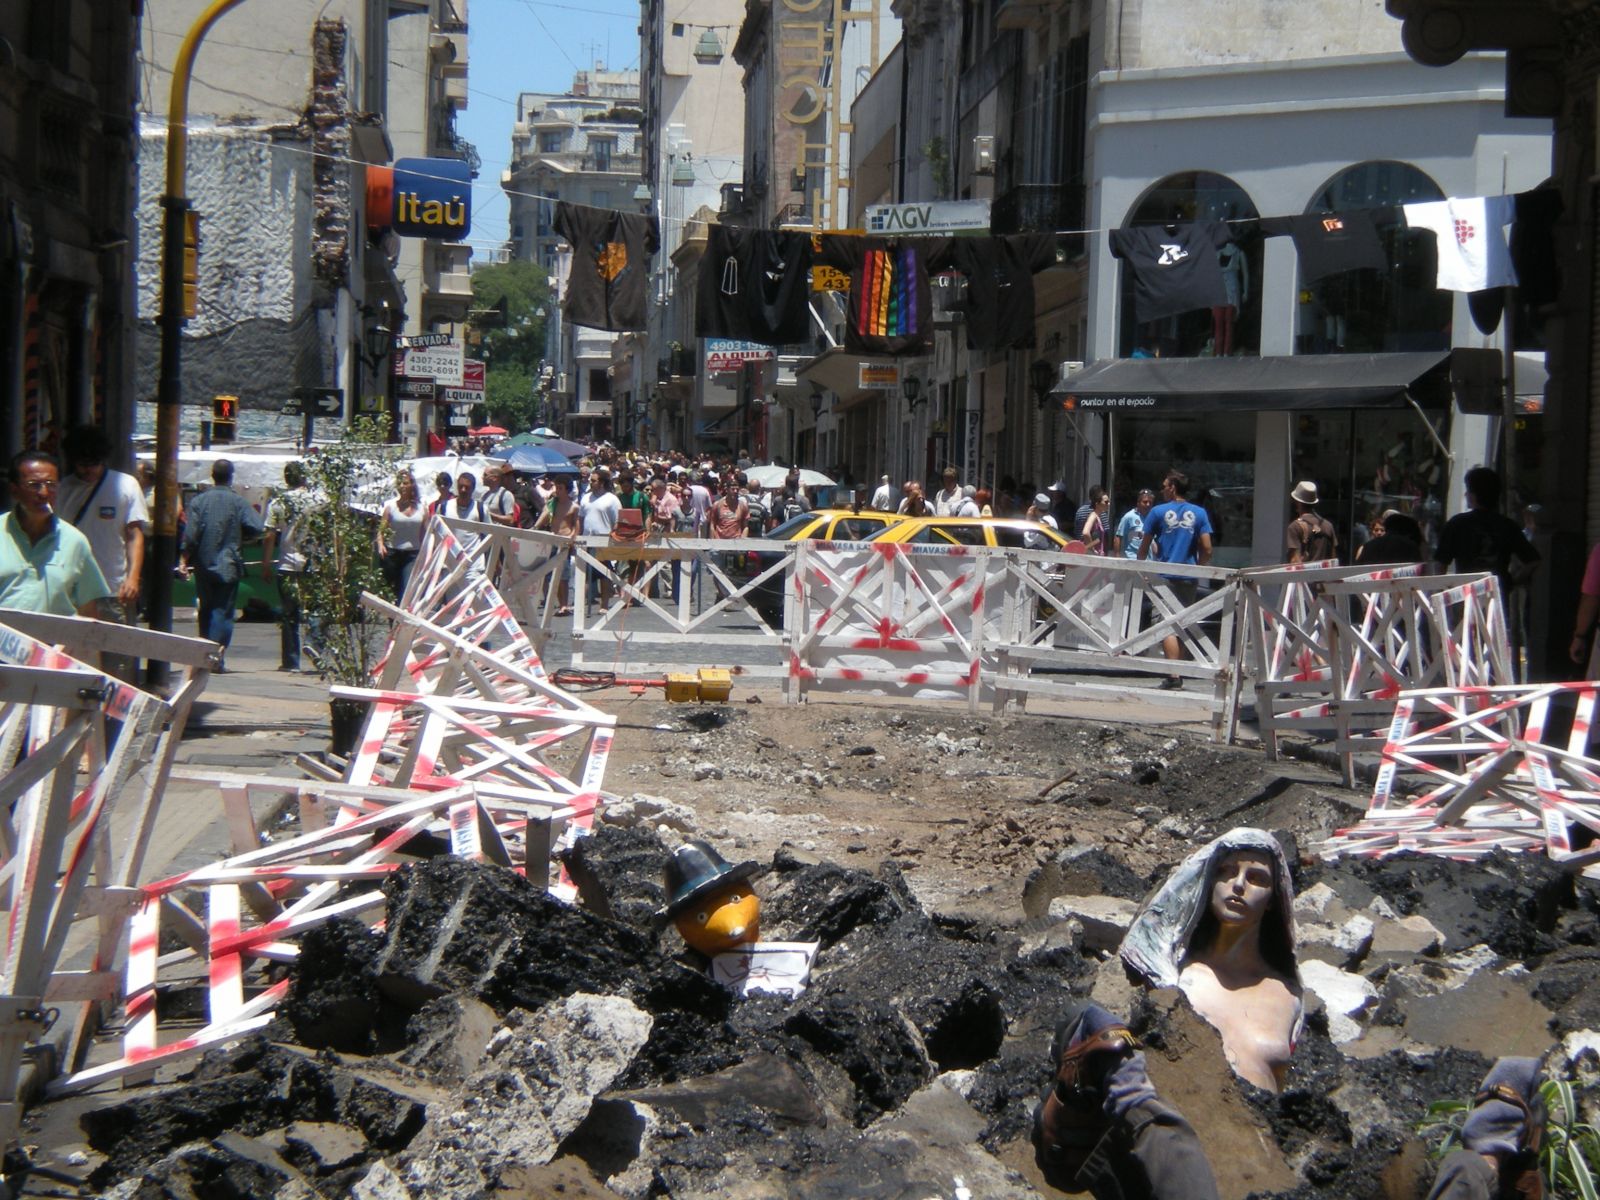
697;668;732;703
665;674;700;703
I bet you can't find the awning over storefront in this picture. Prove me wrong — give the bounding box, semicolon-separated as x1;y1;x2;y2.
796;346;899;406
1055;351;1454;412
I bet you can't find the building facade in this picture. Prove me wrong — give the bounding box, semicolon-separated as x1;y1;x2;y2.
1;0;142;464
721;0;901;469
134;0;458;437
503;68;642;440
388;0;474;451
1383;0;1600;677
637;0;746;453
830;0;1551;584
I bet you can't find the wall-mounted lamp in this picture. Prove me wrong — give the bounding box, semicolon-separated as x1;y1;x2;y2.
1029;359;1057;410
809;385;824;421
903;374;926;410
360;305;395;371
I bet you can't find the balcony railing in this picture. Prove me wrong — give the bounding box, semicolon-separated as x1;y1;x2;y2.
990;182;1085;257
657;346;695;380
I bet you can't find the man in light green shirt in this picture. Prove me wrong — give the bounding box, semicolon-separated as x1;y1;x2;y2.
0;450;110;617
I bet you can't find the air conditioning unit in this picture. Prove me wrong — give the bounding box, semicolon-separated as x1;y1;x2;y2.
1059;360;1084;386
972;135;995;176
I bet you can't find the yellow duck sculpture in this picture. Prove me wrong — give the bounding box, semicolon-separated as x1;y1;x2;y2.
661;840;762;956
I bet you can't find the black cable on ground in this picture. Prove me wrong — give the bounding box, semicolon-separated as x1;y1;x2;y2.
552;669;619;692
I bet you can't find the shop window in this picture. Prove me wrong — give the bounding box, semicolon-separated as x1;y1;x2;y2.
1113;411;1258;569
1117;172;1262;360
1296;162;1449;355
1291;408;1451;565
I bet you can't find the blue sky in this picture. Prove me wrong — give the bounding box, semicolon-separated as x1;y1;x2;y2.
459;0;643;257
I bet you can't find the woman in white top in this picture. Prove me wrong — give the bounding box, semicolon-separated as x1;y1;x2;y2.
376;470;426;598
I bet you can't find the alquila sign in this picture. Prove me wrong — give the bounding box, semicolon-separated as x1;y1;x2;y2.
367;158;472;241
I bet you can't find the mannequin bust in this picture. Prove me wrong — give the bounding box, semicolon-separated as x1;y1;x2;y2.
1175;848;1300;1090
1120;829;1304;1094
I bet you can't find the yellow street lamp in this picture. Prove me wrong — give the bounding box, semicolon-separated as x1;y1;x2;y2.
147;0;250;683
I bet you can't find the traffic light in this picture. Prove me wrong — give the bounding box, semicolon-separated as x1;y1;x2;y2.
182;211;200;318
212;394;238;444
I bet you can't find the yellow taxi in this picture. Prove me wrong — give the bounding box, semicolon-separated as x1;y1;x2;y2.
861;516;1072;551
764;507;910;543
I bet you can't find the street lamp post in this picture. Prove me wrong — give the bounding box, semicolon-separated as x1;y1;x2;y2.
1030;359;1057;409
148;0;251;688
361;315;395;438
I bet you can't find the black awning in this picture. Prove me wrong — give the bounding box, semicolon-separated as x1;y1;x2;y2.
1055;351;1454;413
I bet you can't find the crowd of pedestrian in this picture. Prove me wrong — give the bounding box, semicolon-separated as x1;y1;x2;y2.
0;419;1577;696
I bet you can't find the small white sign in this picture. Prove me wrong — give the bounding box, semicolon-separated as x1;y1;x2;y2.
865;200;991;236
438;358;485;404
403;342;465;386
710;941;819;999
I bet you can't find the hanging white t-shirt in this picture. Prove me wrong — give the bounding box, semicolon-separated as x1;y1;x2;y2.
1402;196;1517;293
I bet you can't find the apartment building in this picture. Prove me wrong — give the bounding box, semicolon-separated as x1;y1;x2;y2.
1;1;142;463
503;67;643;439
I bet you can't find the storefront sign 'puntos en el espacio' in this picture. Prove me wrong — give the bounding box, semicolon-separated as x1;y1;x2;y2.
366;158;472;241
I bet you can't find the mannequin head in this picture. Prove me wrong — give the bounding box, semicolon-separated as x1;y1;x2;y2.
1119;828;1300;990
1186;845;1296;977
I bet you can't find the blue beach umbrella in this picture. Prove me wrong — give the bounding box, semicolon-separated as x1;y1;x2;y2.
489;443;581;475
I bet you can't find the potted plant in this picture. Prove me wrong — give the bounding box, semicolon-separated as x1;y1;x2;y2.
288;417;401;756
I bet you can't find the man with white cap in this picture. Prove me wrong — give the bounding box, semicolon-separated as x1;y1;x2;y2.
1023;492;1059;550
1285;480;1337;565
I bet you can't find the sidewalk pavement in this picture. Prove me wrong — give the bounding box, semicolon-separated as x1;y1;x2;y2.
148;610;338;885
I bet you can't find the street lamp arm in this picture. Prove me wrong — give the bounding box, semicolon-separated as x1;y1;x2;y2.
164;0;250;188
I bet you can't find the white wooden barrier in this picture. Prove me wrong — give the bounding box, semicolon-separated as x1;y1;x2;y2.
1235;565;1513;780
424;523;1513;768
450;521;792;682
0;612;216;1140
786;540;991;708
986;549;1238;737
1322;682;1600;877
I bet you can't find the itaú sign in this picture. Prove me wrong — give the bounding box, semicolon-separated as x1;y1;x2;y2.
367;158;472;240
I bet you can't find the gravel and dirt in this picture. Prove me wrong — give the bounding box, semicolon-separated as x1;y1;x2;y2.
13;695;1600;1199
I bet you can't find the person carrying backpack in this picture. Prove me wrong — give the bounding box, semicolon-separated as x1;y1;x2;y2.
1285;481;1338;564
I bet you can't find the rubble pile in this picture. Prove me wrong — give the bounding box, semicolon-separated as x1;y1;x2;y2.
39;803;1596;1200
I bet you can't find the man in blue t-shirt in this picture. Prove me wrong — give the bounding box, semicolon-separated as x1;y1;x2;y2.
1136;470;1214;689
1115;488;1156;559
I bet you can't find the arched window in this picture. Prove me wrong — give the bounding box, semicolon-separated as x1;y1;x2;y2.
1116;171;1261;359
1295;162;1449;354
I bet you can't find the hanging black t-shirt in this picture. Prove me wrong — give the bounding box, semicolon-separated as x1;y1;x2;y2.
935;234;1058;351
553;203;660;332
695;225;814;344
1108;221;1236;324
816;235;938;356
1511;188;1562;309
1258;209;1393;283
